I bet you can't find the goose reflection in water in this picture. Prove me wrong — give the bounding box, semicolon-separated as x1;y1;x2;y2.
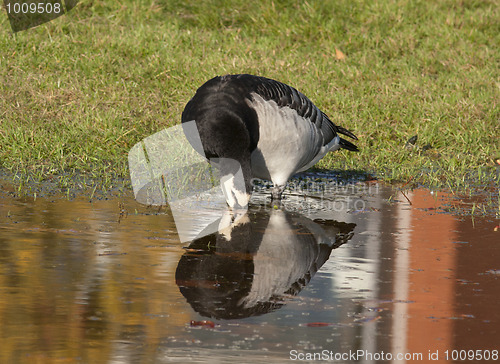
175;208;355;319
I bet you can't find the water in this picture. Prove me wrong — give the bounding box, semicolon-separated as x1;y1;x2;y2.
0;179;499;363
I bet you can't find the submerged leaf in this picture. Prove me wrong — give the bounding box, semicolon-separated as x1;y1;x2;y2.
190;320;215;328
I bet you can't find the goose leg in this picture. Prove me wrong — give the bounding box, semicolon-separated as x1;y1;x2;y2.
271;184;286;201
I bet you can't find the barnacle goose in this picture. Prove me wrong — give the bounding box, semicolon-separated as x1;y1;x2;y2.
182;74;358;209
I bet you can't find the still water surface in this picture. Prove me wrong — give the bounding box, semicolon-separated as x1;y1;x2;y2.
0;179;499;363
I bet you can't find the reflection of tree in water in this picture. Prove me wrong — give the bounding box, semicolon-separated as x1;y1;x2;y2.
175;209;355;319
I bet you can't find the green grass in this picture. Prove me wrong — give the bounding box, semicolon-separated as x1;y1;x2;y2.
0;0;499;198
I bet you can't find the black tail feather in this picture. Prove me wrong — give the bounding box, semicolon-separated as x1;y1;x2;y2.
337;126;358;140
339;138;359;152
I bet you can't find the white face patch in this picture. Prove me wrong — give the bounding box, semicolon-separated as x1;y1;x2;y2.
221;175;237;208
218;211;250;241
220;173;250;209
235;190;251;209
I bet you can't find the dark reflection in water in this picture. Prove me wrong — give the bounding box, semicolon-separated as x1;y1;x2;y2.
0;181;499;363
176;209;355;319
